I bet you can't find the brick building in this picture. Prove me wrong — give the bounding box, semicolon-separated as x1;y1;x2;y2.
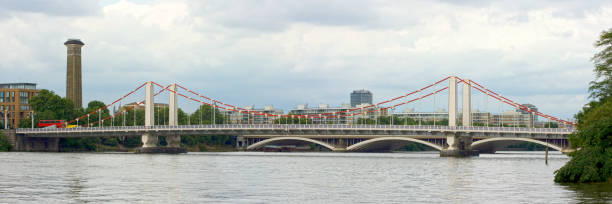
0;83;40;128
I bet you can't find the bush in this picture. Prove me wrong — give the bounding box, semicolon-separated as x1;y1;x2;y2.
0;131;12;151
101;138;119;146
555;147;612;183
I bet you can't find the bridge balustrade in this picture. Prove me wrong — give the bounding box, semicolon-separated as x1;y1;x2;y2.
17;124;575;135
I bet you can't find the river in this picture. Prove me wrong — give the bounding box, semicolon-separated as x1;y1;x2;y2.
0;151;610;203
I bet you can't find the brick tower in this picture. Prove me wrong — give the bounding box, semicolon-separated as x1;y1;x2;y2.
64;39;84;108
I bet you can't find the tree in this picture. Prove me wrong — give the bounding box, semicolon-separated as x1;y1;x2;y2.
589;28;612;102
0;131;12;151
188;104;226;125
29;89;76;122
555;29;612;183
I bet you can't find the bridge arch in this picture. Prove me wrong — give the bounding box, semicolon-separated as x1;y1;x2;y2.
471;137;564;152
346;137;443;152
246;137;337;151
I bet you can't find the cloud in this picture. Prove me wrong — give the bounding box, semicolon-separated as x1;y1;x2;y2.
0;0;103;17
0;0;611;120
184;0;379;31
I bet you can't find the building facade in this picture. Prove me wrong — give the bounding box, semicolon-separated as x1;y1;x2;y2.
350;90;372;107
490;111;534;127
120;102;168;111
289;103;384;124
392;110;537;127
221;105;283;124
0;83;40;128
393;111;448;123
65;39;84;109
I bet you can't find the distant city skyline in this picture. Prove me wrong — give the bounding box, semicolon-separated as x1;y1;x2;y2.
1;0;611;119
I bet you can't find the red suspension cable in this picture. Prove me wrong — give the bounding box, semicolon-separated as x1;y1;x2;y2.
68;82;147;125
468;79;575;126
86;83;170;127
173;77;450;118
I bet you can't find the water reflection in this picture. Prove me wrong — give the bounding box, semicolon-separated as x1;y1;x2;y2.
561;183;612;203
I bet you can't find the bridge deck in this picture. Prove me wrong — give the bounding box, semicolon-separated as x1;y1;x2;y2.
16;124;574;139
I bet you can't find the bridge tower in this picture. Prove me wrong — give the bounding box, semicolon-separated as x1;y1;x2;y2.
141;81;158;148
441;77;478;157
166;84;182;148
136;82;186;153
462;79;471;126
448;76;457;127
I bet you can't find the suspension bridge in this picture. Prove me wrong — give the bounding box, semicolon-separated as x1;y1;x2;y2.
13;76;576;156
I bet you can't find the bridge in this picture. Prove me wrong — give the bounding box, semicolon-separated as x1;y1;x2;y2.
13;76;577;156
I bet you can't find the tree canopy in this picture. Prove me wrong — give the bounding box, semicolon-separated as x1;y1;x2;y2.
555;28;612;183
19;89;81;128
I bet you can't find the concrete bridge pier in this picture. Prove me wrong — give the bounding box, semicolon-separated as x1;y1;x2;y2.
236;136;247;150
440;133;479;157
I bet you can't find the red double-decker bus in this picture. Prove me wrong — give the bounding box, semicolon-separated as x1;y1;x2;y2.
38;120;65;128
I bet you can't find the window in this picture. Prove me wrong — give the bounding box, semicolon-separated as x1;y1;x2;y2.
19;92;28;104
20;105;30;111
0;92;3;102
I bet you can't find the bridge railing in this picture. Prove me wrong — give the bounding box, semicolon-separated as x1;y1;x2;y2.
17;124;575;134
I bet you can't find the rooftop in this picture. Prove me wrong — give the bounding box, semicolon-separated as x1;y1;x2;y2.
0;83;37;89
351;89;372;94
64;38;84;45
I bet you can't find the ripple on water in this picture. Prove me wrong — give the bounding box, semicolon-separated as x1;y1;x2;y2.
0;151;608;203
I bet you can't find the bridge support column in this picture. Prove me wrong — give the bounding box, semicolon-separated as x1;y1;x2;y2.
236;136;246;150
142;82;157;148
462;79;471;126
440;133;479;157
166;84;184;149
448;76;457;127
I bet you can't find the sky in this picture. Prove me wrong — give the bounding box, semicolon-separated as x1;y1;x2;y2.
1;0;611;120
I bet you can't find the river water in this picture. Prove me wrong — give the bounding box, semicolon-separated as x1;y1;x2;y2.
0;151;610;203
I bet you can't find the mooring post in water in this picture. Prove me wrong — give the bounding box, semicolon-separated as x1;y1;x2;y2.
545;135;549;165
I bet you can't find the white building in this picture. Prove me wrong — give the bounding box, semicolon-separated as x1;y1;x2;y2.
289;103;384;124
221;105;283;124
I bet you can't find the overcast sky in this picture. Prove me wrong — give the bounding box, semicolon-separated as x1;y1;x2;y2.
1;0;611;119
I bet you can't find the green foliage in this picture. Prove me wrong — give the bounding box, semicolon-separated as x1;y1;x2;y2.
0;131;12;151
59;138;100;152
506;142;546;151
181;135;234;146
589;28;612;102
401;143;431;151
555;29;612;183
198;144;207;152
101;137;119;146
555;147;612;183
122;136;142;148
555;98;612;183
29;89;77;122
188;105;226;125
